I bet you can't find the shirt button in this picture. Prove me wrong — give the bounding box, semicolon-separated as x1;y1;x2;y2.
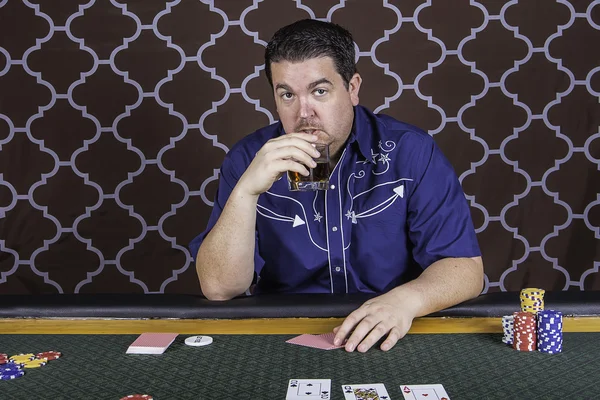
332;226;338;232
335;267;341;272
330;185;335;190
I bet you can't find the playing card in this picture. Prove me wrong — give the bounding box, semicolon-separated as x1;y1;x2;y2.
342;383;391;400
400;384;450;400
286;379;331;399
286;333;345;350
126;332;178;354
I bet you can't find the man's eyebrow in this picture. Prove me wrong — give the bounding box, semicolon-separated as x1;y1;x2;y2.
307;78;333;90
275;78;333;92
275;83;292;92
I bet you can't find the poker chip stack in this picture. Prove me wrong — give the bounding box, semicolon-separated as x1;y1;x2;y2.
513;311;537;351
520;288;545;314
501;314;515;345
1;363;25;380
0;353;27;380
537;310;563;354
0;351;62;380
501;288;564;354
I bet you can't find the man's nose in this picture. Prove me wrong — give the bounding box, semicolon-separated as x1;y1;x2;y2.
298;98;315;119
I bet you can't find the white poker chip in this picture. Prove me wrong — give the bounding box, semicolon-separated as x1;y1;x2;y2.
184;335;213;347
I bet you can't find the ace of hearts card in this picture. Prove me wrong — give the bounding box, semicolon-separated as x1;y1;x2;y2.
400;384;450;400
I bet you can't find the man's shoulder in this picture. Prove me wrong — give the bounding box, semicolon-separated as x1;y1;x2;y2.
373;111;432;144
357;106;434;151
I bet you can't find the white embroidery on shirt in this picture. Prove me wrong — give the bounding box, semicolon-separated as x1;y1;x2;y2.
258;192;327;251
256;204;295;223
356;140;396;173
326;147;348;293
380;140;396;152
344;139;412;251
356;148;378;165
312;190;323;224
344;177;413;223
256;138;410;293
292;215;306;227
373;141;395;175
314;212;323;222
394;185;404;198
335;149;349;293
345;210;357;224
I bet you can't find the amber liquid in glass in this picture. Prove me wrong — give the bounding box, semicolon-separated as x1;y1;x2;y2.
288;161;330;191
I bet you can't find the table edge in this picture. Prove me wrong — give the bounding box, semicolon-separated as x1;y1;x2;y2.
0;316;598;334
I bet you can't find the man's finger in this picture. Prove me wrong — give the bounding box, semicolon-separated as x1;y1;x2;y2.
269;133;319;151
380;326;402;351
333;308;367;346
279;132;320;141
343;316;379;352
356;321;390;353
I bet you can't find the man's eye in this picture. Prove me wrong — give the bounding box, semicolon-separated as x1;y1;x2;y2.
282;93;293;100
314;89;327;96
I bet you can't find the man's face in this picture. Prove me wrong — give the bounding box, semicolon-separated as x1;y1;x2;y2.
270;57;361;159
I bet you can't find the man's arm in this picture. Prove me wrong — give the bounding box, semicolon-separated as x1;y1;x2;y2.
196;133;320;300
333;256;484;352
196;187;259;300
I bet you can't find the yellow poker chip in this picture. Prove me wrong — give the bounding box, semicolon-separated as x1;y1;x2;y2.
22;359;47;369
520;288;545;313
9;354;35;363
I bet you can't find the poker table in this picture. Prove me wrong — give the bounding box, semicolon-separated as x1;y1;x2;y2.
1;292;600;399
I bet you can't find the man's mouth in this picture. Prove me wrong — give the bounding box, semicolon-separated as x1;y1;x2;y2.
300;128;320;135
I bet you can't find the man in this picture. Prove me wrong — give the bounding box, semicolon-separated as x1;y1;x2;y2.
190;19;483;352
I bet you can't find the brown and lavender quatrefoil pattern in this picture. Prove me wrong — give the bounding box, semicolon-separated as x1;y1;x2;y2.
0;0;599;295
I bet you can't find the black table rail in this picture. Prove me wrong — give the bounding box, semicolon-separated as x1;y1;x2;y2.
1;291;599;319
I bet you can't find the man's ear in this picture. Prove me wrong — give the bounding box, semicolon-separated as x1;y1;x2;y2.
349;73;362;106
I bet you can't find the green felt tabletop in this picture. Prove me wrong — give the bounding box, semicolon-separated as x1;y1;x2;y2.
0;333;597;399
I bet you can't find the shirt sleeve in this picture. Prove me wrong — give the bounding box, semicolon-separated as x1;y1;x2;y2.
407;137;481;269
188;152;266;279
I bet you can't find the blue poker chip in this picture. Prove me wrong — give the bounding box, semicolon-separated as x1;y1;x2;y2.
536;310;563;354
540;334;562;339
1;364;23;372
541;341;562;346
1;361;24;368
539;334;562;339
539;348;562;354
0;370;25;380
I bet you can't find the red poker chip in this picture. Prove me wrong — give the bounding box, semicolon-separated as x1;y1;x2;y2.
36;351;62;361
120;395;153;400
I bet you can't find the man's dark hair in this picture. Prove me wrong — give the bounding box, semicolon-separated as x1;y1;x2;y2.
265;19;356;89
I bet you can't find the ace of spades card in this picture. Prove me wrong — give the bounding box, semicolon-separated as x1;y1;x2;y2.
342;383;391;400
400;384;450;400
286;379;331;399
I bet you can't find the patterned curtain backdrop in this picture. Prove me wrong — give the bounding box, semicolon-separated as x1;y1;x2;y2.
0;0;599;295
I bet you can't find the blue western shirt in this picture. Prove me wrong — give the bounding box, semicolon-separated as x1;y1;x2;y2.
190;105;480;294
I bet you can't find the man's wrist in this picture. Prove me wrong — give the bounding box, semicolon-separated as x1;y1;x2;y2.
386;285;425;318
231;184;260;204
